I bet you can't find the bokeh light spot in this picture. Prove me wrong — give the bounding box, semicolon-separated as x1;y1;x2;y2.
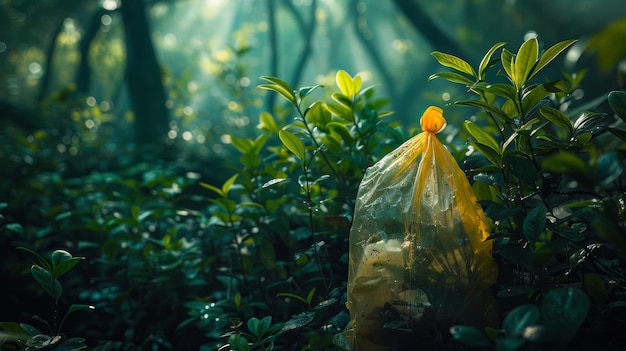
101;14;112;26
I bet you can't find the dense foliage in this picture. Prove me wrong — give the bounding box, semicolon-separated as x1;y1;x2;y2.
2;36;626;351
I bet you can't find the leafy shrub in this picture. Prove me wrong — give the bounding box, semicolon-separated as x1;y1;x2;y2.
430;37;626;350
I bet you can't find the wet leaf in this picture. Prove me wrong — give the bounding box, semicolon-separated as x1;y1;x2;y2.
281;311;315;331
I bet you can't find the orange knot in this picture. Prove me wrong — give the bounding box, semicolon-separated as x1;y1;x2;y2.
420;106;447;134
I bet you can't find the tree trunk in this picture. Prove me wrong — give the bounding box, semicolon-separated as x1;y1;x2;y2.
391;0;464;57
121;0;169;147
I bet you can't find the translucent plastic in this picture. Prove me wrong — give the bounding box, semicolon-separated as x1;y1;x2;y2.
345;106;498;350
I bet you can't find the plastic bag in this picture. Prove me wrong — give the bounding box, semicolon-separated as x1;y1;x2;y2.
345;106;497;350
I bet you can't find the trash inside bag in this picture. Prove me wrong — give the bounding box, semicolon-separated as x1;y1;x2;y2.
345;106;498;350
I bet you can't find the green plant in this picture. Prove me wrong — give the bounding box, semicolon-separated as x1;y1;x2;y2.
0;248;93;351
431;36;626;349
176;70;400;350
451;287;590;350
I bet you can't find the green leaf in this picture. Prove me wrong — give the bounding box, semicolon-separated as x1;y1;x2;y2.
514;37;539;88
325;103;352;122
227;333;250;351
279;129;306;161
304;101;332;127
240;152;261;169
523;204;547;243
199;182;224;198
253;316;272;338
222;174;239;197
584;273;608;305
331;92;353;108
258;112;279;134
51;250;83;279
31;265;61;301
230;135;254;153
428;72;474;85
529;39;577;82
608;90;626;123
19;323;41;336
327;122;353;143
501;48;515;82
541;152;591;186
258;76;296;106
539;106;573;134
3;222;23;234
306;287;316;304
541;288;589;346
521;83;563;117
18;247;51;272
479;42;507;80
68;304;96;314
470;82;517;101
553;226;585;242
464;120;501;155
336;70;361;98
469;142;502;167
431;51;476;78
298;84;323;100
503;304;540;337
450;325;491;348
281;311;315;331
276;292;308;305
262;178;290;188
503;151;538;184
247;317;260;337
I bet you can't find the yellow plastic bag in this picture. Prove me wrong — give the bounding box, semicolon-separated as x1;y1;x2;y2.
345;106;497;350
